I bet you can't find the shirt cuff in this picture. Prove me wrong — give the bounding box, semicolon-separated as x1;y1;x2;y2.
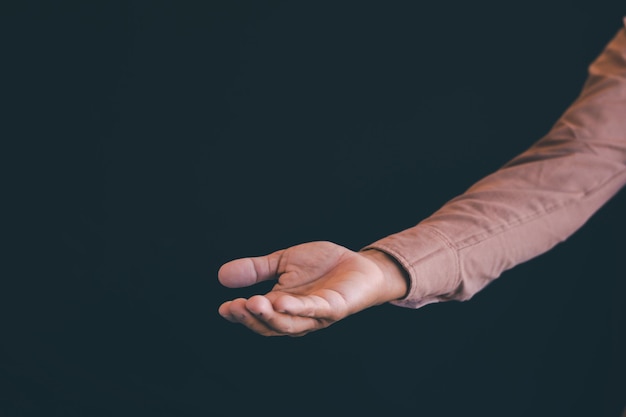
362;224;460;309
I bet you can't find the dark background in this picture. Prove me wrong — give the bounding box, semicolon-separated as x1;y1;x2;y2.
4;1;626;416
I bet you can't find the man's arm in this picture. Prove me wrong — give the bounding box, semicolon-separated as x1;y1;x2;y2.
218;19;626;336
365;18;626;309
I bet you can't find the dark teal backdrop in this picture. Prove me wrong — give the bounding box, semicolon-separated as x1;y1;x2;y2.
4;1;625;416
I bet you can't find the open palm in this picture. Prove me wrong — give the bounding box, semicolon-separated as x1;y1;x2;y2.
218;241;405;336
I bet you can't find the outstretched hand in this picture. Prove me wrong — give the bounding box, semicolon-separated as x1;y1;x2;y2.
218;241;408;336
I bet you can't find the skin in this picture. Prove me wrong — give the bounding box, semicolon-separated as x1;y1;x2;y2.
218;241;409;337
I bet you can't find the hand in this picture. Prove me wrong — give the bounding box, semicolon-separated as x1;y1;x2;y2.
218;241;409;337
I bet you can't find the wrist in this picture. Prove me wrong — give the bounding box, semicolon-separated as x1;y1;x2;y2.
359;249;410;303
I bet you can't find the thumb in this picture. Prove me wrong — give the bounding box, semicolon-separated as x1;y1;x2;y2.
217;249;284;288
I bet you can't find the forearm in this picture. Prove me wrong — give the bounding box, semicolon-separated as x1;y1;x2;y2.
365;19;626;308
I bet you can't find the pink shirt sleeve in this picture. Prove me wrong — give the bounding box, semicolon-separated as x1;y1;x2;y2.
363;18;626;309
